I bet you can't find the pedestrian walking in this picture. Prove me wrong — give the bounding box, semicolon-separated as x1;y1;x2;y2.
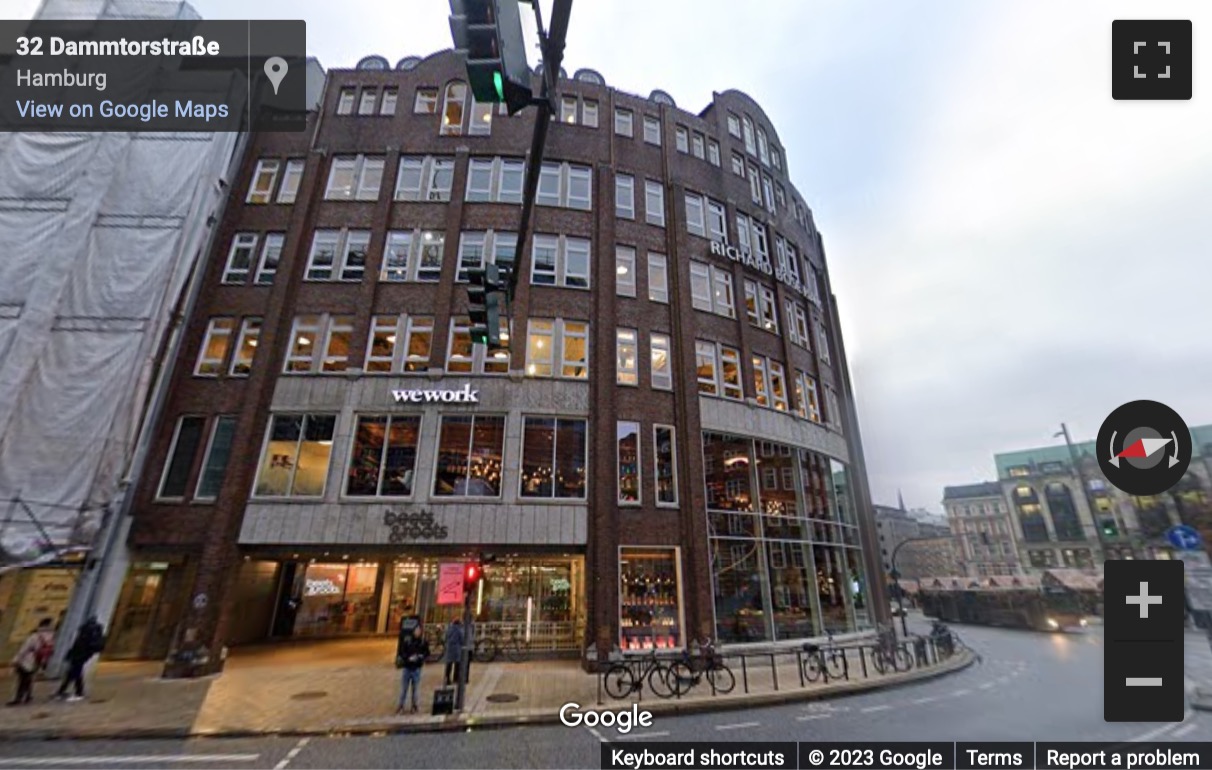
8;618;54;706
56;616;105;702
442;618;464;686
395;624;430;714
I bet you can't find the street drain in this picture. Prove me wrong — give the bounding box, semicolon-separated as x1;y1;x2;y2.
486;693;519;703
291;691;329;700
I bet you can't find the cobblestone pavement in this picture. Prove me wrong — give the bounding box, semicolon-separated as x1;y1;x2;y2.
0;636;972;739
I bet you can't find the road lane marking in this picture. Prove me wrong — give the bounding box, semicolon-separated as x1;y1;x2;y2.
797;714;833;721
910;696;938;705
1175;723;1197;737
716;721;760;730
860;705;891;713
585;725;609;743
979;682;995;689
615;731;671;740
951;689;971;697
273;738;310;770
0;757;260;767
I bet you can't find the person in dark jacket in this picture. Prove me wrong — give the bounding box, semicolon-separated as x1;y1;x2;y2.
395;624;429;714
442;619;465;686
56;616;105;701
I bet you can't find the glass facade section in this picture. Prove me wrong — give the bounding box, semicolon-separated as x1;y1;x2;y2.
703;431;870;643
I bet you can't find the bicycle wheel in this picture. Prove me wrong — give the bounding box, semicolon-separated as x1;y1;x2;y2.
474;637;497;663
824;650;846;679
505;640;526;663
603;664;637;700
664;661;695;697
644;662;677;698
707;664;735;694
803;655;824;683
871;649;889;675
893;646;913;671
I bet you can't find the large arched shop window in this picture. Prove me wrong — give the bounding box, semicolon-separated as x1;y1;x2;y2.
440;81;468;136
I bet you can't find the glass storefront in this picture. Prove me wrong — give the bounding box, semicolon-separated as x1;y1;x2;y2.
293;562;381;637
704;431;871;644
619;548;682;650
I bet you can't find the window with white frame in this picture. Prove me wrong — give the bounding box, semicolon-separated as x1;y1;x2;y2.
455;230;517;282
414;87;438;113
560;96;578;124
440;81;468;135
727;112;741;138
771;147;782;170
230;318;261;376
380;230;446;283
706;199;727;241
736;213;752;255
358;88;377;115
246;159;279;204
804;261;823;307
530;234;590;288
468;98;493;135
675;126;689;153
731;152;745;177
465;158;495;202
324;155;385;201
752;355;769;407
795;370;821;421
691;132;705;159
583;100;598;127
447;316;510;374
614;107;633;137
253;414;337;498
536;161;592;210
195;416;237;501
768;360;789;411
336;88;356;115
195;318;234;376
653;424;678;505
743;280;760;326
775;184;786;209
222;233;258;284
304;229;370;281
650;333;672;390
707;139;721;166
277;159;305;204
759;286;779;333
762;174;776;213
696;341;743;400
321;316;354;372
157;416;205;499
644;180;665;227
520;417;588;499
433;414;506;497
647;252;668;303
689;261;734;317
816;322;832;365
757;126;770;166
617;421;641;504
786;300;810;348
616;328;639;386
752;221;769;266
255;233;284;285
643;115;661;145
345;414;422;497
742;115;756;155
379;88;398;115
525;318;589;379
394;155;455;202
748;165;762;205
824;384;842;430
616;246;637;297
685;193;705;236
283;314;351;373
615;173;635;219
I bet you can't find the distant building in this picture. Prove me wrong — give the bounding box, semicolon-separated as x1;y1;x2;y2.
943;482;1020;577
943;424;1212;574
874;503;958;581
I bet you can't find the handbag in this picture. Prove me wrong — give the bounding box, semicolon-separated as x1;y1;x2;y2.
394;655;405;669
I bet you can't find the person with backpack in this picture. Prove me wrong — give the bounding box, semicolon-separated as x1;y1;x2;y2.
8;618;54;706
395;623;430;714
56;616;105;702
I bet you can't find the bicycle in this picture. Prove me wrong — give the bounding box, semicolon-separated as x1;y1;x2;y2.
666;639;736;695
602;650;677;699
801;632;848;683
870;627;912;674
473;626;528;663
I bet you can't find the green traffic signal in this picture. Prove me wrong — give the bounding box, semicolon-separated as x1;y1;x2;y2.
493;71;505;101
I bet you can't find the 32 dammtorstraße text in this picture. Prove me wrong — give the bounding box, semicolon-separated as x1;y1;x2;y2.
599;742;1212;770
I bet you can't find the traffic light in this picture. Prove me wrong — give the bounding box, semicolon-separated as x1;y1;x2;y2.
1101;519;1119;537
464;561;484;592
467;264;503;348
448;0;533;115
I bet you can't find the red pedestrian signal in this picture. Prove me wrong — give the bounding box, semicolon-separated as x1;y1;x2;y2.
464;562;483;591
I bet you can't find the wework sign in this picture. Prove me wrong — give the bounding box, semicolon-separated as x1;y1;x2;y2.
391;384;479;404
708;240;815;303
384;509;449;542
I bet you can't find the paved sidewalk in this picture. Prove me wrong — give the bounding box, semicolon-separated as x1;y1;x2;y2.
0;638;974;740
1186;628;1212;710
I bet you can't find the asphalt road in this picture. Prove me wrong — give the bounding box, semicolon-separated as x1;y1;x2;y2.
3;621;1211;769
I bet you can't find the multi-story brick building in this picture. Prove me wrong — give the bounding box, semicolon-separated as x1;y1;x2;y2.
106;50;884;669
874;504;958;581
942;482;1021;577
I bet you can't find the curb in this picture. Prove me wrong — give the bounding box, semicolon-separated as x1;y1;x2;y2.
0;652;976;742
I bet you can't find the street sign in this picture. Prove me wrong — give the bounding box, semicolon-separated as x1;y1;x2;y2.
1166;524;1202;551
437;562;465;605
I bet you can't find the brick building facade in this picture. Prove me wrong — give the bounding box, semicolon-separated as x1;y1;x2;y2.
106;51;885;670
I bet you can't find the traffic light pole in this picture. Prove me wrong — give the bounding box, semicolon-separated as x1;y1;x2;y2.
504;0;573;303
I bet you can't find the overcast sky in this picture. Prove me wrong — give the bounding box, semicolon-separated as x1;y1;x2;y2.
18;0;1212;512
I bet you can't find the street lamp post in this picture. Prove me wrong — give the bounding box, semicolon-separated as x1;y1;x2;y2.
889;536;940;637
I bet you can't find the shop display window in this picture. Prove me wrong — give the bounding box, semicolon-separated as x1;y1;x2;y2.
619;548;681;650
